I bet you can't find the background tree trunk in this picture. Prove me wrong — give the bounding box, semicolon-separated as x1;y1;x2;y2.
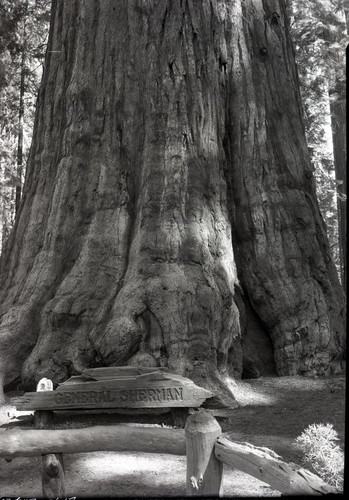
327;1;347;292
15;48;25;215
329;81;346;293
0;0;345;401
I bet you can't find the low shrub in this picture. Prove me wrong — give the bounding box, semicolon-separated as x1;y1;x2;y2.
296;423;344;489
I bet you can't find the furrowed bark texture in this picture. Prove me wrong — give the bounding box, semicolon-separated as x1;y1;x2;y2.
221;0;345;375
0;0;345;398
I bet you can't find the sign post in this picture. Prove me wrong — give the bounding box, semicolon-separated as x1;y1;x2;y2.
34;378;65;497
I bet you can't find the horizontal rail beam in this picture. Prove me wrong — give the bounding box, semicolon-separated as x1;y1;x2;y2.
214;437;337;495
0;425;186;458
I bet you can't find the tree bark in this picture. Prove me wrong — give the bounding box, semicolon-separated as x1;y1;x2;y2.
0;0;345;401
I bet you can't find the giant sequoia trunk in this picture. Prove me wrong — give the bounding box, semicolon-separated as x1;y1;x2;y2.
0;0;345;401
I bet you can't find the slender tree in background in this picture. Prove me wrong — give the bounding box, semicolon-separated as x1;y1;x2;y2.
15;0;28;215
326;1;347;293
0;0;346;402
290;0;347;290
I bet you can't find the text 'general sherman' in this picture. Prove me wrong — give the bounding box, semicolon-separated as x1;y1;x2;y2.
54;387;184;405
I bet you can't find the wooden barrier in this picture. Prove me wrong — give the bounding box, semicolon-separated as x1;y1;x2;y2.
214;437;337;496
0;419;338;496
1;377;339;496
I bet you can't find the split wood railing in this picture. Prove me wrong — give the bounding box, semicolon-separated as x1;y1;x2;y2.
0;410;338;496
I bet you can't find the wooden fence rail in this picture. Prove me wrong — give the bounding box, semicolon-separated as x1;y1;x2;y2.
0;411;337;496
0;425;186;457
215;436;337;496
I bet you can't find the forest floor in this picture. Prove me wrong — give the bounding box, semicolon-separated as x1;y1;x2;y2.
0;374;345;498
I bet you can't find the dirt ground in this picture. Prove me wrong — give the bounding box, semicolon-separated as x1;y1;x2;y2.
0;374;345;498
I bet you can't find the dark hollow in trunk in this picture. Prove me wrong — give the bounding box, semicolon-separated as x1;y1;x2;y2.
0;0;345;402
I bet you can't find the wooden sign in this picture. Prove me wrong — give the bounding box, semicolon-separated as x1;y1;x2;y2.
15;367;215;411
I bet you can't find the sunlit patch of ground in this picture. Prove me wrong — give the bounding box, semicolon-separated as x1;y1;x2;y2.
223;376;278;406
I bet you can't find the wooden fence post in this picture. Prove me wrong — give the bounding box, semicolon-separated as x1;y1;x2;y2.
34;378;65;497
185;410;223;496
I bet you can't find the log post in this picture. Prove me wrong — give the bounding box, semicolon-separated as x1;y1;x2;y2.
185;410;223;496
34;378;65;497
34;377;53;429
171;407;189;428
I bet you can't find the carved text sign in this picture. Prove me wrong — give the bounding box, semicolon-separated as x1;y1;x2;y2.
54;387;183;406
15;367;215;411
